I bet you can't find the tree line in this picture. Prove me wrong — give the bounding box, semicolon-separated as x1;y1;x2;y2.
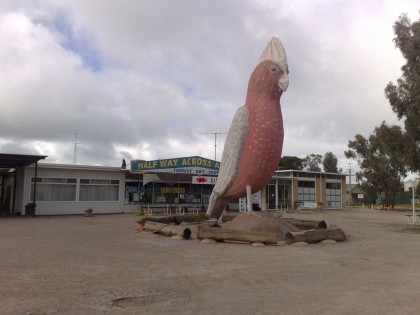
278;13;419;209
278;152;341;173
345;12;419;208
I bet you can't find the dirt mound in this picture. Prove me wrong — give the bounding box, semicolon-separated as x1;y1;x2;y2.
223;211;299;241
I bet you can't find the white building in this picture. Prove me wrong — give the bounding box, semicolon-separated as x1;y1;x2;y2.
0;158;126;216
24;163;126;215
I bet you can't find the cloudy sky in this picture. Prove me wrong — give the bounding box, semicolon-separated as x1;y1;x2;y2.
0;0;418;172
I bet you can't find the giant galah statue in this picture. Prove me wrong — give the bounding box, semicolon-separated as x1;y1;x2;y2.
206;37;289;220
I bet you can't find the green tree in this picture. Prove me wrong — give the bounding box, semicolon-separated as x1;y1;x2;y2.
322;152;339;173
278;156;303;170
384;12;420;172
346;122;409;209
303;154;322;172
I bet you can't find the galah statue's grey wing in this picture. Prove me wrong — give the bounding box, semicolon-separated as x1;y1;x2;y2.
212;105;249;197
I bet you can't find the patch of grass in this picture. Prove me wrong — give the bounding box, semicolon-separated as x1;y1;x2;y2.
370;204;420;211
396;203;420;209
398;227;420;234
133;209;151;217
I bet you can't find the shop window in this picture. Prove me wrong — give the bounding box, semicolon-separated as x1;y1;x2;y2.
124;183;144;203
298;180;315;202
326;182;341;208
277;181;290;208
79;179;119;201
30;177;77;201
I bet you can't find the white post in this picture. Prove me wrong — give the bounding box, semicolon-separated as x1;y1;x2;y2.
413;185;416;225
291;179;294;207
246;185;252;212
275;179;279;210
261;189;267;212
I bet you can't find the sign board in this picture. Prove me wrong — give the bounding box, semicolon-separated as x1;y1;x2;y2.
131;156;219;176
192;176;217;185
161;187;185;194
239;191;262;212
358;194;364;199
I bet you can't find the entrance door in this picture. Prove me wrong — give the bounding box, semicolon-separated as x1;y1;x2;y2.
267;185;276;209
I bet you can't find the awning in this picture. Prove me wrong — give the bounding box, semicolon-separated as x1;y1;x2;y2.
0;153;47;215
0;153;47;174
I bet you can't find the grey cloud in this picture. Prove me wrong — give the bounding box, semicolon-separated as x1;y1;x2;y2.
0;0;416;173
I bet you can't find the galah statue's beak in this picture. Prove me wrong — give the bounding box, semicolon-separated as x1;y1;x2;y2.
258;37;289;92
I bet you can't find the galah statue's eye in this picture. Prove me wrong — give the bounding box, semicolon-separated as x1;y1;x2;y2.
269;65;278;73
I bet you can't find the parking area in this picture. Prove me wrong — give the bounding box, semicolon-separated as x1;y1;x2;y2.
0;209;419;314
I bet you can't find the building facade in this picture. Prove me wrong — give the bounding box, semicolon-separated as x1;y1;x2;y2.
1;155;347;216
20;163;126;215
269;170;347;210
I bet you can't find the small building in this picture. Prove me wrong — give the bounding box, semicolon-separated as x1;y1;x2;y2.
4;162;126;216
126;156;220;213
1;153;47;216
346;184;366;206
269;170;347;210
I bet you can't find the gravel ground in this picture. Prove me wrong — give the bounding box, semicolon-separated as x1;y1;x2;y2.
0;209;419;315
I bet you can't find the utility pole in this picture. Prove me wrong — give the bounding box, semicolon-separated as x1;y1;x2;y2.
202;129;227;161
346;160;353;205
346;160;352;186
73;130;80;165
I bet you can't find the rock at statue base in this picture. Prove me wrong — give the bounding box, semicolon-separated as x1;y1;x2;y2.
223;211;299;241
201;238;217;244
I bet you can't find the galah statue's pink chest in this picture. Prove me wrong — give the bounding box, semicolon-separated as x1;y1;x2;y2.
226;97;284;197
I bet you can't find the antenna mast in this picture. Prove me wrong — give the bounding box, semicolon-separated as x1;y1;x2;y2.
202;128;227;161
73;130;80;165
346;160;352;186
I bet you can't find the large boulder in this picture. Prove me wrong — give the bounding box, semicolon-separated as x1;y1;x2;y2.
223;211;299;241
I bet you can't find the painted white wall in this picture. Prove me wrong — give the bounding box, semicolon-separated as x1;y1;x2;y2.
15;168;25;213
24;164;126;215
